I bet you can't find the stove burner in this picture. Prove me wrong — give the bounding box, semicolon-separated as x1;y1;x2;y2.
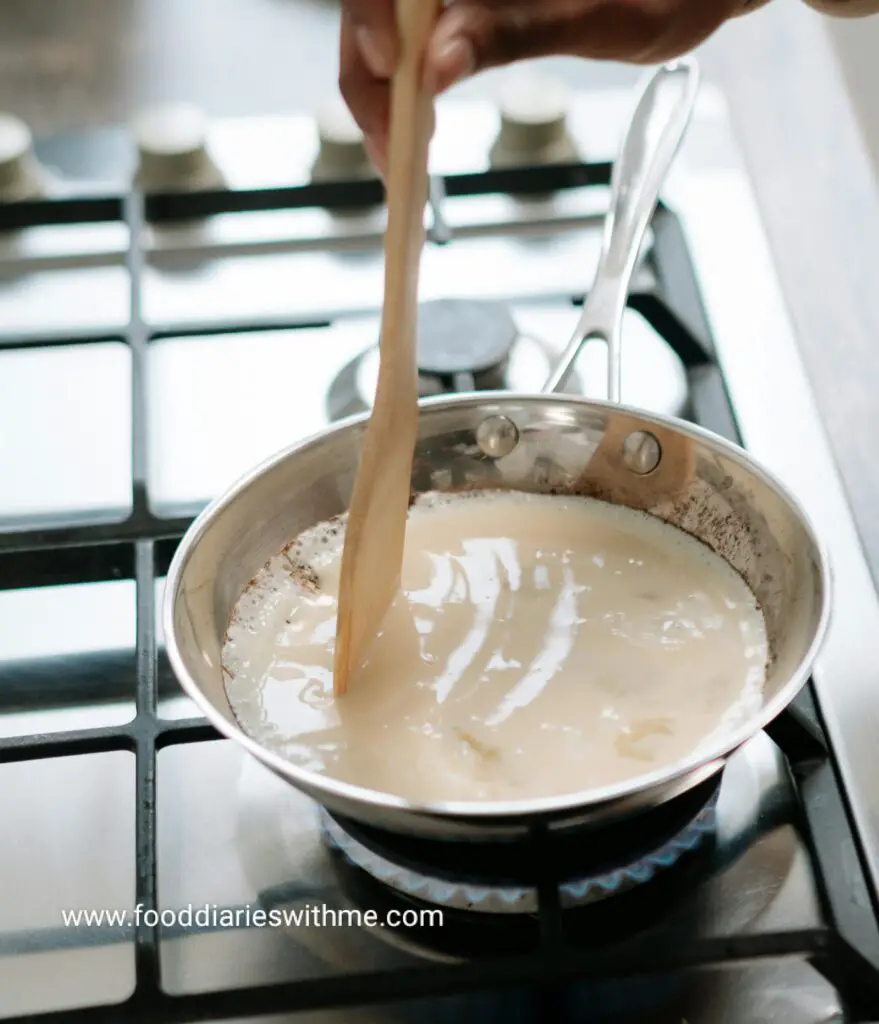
235;733;784;972
330;846;709;967
325;299;578;422
324;803;715;915
414;299;518;384
321;775;720;915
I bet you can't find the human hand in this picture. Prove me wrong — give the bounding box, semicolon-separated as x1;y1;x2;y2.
339;0;744;175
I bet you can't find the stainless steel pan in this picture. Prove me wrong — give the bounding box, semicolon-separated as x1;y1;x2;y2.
163;60;830;841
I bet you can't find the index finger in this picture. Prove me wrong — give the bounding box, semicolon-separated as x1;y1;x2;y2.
342;0;399;77
339;13;391;176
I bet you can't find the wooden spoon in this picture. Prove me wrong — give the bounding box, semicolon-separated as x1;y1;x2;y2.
332;0;441;697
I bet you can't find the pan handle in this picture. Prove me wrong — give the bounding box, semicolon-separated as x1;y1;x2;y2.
542;58;700;401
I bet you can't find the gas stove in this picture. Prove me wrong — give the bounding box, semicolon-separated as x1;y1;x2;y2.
2;70;879;1024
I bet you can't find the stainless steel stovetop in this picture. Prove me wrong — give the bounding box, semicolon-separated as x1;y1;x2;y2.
1;70;879;1023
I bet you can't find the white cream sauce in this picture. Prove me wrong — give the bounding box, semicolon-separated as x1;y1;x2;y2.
223;490;768;803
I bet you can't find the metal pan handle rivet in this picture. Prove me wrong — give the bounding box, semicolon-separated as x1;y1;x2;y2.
622;430;662;475
476;415;520;459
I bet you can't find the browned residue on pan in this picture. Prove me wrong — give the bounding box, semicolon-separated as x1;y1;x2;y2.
282;553;320;595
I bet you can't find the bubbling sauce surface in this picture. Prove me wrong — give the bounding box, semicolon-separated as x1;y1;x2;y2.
223;491;768;803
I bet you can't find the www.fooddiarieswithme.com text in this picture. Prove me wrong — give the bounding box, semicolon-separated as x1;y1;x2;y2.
61;904;443;929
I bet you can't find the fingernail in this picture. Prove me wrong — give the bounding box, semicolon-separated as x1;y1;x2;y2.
356;27;396;79
426;37;475;94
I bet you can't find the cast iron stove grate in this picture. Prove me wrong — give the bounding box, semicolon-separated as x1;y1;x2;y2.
0;161;878;1022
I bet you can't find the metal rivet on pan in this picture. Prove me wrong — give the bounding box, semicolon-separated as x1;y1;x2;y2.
622;431;662;475
476;415;520;459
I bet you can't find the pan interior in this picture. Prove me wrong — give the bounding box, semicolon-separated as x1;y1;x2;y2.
166;394;828;818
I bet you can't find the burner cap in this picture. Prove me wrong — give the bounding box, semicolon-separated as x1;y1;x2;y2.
414;299;518;376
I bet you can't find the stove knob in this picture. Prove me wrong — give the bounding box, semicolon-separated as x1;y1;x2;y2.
490;72;579;167
311;96;371;180
0;114;45;200
133;102;223;190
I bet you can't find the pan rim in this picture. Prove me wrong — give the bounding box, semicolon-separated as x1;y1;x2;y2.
162;390;832;825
